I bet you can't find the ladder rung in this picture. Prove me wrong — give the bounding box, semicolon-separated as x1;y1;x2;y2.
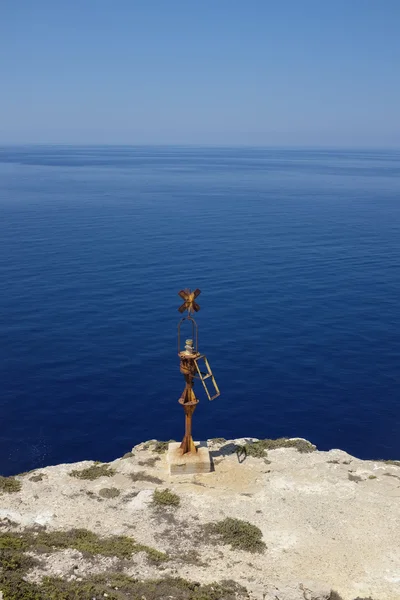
201;374;211;380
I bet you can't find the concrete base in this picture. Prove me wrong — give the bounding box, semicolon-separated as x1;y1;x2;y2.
167;441;212;475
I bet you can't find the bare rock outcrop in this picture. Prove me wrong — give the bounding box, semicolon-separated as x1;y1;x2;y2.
0;437;399;599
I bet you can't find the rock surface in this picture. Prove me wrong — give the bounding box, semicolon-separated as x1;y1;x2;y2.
1;437;400;599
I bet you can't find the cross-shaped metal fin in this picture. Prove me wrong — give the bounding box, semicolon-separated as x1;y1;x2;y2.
178;288;201;314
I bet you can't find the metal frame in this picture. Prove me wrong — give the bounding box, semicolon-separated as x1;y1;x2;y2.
194;355;220;401
177;315;198;353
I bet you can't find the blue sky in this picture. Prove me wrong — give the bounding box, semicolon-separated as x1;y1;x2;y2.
1;1;399;146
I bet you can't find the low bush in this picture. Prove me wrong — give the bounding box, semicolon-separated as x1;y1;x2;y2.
152;488;180;508
0;476;22;493
70;462;116;480
205;517;266;553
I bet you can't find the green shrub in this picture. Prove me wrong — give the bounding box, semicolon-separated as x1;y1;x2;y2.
237;438;315;458
153;440;176;453
205;517;266;553
99;487;120;498
121;451;133;459
138;456;161;467
39;574;247;600
152;488;180;507
70;463;116;480
131;471;163;484
29;473;45;482
0;476;22;493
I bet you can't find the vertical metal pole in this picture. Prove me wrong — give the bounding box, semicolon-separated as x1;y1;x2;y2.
178;358;198;455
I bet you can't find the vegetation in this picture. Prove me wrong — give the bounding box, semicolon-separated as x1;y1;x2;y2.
329;595;376;600
210;437;227;444
70;462;116;480
152;488;180;507
121;451;133;459
152;440;176;453
0;570;248;600
205;517;266;553
0;532;242;600
99;487;120;498
0;528;167;568
134;544;168;564
30;473;45;482
0;530;375;600
236;438;315;458
348;473;363;483
131;471;163;484
138;456;161;467
384;472;400;479
0;475;22;493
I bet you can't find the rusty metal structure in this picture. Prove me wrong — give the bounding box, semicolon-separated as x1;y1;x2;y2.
177;289;220;455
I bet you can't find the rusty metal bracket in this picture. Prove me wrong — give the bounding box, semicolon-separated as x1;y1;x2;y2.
194;355;220;401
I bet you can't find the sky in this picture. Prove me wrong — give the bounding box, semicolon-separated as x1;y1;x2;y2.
1;1;400;146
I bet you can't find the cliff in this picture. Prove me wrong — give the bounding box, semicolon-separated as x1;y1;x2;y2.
0;437;399;600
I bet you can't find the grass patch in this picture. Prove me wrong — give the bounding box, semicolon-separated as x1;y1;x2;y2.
0;476;22;493
0;536;178;599
70;462;116;480
29;473;45;482
0;528;168;562
237;438;315;458
348;473;363;483
383;472;400;480
122;451;133;459
135;544;168;564
153;488;180;508
210;437;227;444
99;487;120;498
131;471;163;484
205;517;266;553
138;456;161;467
31;529;137;558
39;575;248;600
1;548;246;600
153;440;176;453
380;459;400;467
368;475;377;480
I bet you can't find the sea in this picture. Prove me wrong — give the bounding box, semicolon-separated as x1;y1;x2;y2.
0;145;399;476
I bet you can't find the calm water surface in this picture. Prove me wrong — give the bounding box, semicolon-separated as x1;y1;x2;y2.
0;146;399;475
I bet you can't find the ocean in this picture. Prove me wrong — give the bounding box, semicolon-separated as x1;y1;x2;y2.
0;145;399;476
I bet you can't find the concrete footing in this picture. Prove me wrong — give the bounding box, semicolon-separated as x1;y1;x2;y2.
167;441;212;475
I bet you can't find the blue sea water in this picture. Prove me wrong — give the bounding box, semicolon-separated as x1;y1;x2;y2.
0;145;399;476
